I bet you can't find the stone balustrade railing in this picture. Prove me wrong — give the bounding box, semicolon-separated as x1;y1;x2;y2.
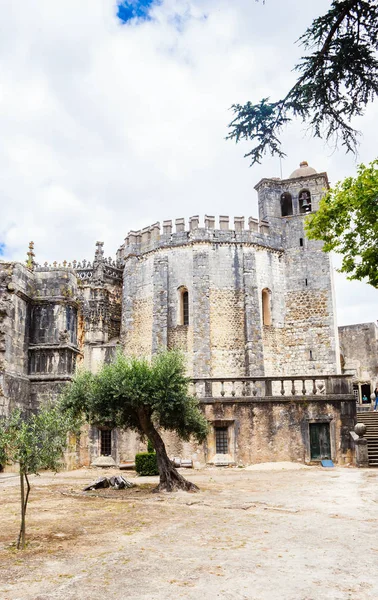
191;375;353;400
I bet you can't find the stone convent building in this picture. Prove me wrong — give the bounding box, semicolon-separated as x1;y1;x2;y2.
0;162;356;467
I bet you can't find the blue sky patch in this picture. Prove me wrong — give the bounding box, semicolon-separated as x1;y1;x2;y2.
0;243;5;256
117;1;157;23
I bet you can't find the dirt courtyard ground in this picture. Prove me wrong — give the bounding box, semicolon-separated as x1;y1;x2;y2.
1;464;378;600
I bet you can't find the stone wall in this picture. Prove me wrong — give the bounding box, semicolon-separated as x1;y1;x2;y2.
339;322;378;392
120;217;339;379
0;163;349;469
0;262;82;418
199;397;355;466
0;263;33;415
83;396;355;468
255;170;340;378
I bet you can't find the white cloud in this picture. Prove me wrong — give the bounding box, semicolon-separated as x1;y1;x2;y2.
0;0;376;325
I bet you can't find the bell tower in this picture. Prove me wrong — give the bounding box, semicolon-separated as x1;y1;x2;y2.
255;160;329;225
255;161;341;376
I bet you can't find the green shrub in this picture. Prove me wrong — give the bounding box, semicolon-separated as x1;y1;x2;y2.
147;439;154;453
135;452;159;476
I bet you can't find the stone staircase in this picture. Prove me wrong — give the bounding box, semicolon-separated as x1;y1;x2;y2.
357;411;378;467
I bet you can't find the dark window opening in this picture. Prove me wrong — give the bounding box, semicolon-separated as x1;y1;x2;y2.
361;383;371;404
309;350;313;360
299;189;312;214
100;429;112;456
182;290;189;325
215;427;228;454
305;278;308;286
300;238;304;247
280;192;293;217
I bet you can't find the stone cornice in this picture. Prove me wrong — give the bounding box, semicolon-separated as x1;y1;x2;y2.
123;238;284;263
254;172;329;191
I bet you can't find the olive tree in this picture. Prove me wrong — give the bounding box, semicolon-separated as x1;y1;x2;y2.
0;405;71;549
62;350;209;492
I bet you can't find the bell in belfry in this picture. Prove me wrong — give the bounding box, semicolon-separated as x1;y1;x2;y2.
299;190;311;212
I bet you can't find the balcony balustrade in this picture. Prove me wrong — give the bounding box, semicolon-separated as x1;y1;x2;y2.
191;375;353;402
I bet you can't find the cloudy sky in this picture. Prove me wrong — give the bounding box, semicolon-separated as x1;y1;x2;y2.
0;0;376;325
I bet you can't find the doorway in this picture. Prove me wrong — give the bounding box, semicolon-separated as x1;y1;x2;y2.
361;384;371;404
309;422;331;460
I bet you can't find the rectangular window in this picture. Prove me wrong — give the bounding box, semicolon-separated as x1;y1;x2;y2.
100;429;112;456
215;427;228;454
353;384;359;403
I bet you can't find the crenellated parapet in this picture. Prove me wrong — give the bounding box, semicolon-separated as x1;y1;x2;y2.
118;215;283;260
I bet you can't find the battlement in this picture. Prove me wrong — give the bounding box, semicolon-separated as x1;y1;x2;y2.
118;215;283;259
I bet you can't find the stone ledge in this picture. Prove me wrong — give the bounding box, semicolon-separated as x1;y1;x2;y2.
28;344;82;354
28;374;74;382
200;395;355;404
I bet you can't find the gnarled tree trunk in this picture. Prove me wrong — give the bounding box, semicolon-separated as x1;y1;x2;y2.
138;408;198;493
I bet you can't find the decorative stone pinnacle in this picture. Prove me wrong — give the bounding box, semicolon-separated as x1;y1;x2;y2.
26;241;36;270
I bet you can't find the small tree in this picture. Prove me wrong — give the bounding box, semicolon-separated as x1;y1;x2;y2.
305;159;378;288
62;350;209;492
0;405;71;549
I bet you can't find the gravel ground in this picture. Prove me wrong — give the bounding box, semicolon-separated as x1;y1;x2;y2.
1;464;378;600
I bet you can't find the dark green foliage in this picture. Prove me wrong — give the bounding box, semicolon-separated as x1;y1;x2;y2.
147;439;154;453
228;1;378;164
306;159;378;287
62;350;208;444
62;350;209;491
135;452;159;476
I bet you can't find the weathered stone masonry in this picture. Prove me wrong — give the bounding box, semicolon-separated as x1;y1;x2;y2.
0;162;356;467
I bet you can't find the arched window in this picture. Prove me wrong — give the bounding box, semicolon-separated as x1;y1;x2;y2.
178;287;189;325
280;192;293;217
262;288;272;326
299;189;311;214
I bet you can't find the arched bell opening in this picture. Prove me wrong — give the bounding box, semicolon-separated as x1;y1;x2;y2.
280;192;293;217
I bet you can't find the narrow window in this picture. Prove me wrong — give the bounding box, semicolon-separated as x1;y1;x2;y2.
178;286;189;325
280;192;293;217
299;189;312;214
215;427;228;454
352;384;359;403
100;430;112;456
309;350;313;360
182;290;189;325
262;288;272;326
305;278;308;286
300;238;303;247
